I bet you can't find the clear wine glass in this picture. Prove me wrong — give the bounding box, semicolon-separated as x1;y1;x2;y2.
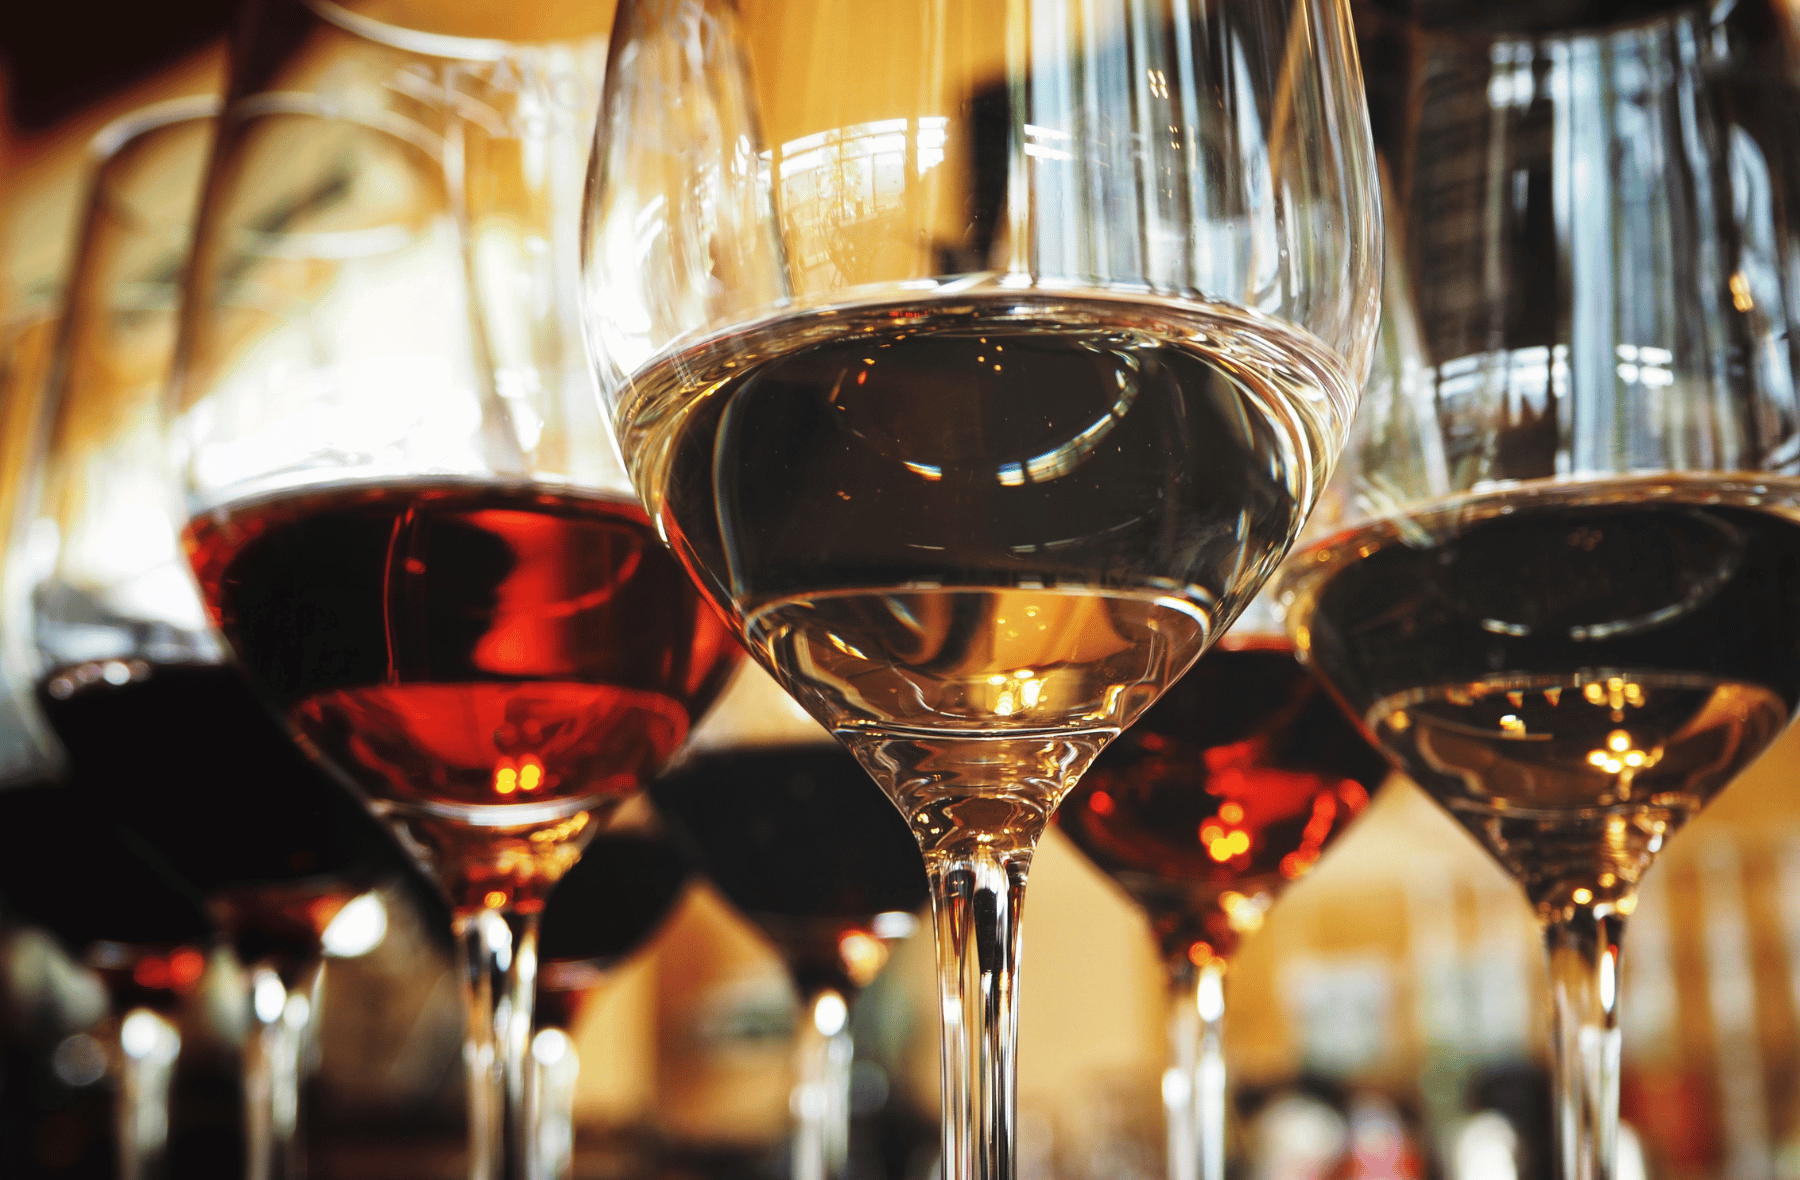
167;4;742;1179
1054;590;1388;1180
651;665;930;1180
5;95;420;1180
582;3;1381;1176
1281;3;1800;1179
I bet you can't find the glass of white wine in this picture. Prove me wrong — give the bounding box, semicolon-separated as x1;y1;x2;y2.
1282;3;1800;1179
582;3;1382;1176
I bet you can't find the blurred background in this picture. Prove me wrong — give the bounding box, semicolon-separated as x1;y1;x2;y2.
8;5;1800;1180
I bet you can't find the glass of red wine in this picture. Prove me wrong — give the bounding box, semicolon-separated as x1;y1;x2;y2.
583;4;1380;1175
1281;3;1800;1179
10;96;429;1180
168;4;742;1178
651;667;930;1180
1056;592;1387;1180
530;805;690;1180
0;785;215;1180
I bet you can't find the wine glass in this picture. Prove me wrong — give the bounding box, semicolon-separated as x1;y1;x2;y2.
1280;3;1800;1178
530;806;690;1180
582;3;1381;1176
1055;591;1388;1180
168;4;743;1178
7;95;426;1180
0;784;213;1180
650;666;930;1180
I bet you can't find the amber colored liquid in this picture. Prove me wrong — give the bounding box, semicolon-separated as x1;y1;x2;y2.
1284;483;1800;910
625;295;1354;836
185;482;741;911
1057;641;1386;965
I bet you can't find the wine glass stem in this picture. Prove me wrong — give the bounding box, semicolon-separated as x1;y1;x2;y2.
525;1025;581;1180
1164;958;1228;1180
1543;905;1626;1180
926;844;1032;1180
116;1006;181;1180
792;988;856;1180
242;960;322;1180
457;908;541;1180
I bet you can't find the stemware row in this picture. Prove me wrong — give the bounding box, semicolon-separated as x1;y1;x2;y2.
6;5;1800;1180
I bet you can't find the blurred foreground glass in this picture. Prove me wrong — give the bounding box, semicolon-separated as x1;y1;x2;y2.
168;4;740;1178
1057;590;1388;1180
652;666;930;1180
583;2;1381;1177
6;96;419;1180
1282;3;1800;1179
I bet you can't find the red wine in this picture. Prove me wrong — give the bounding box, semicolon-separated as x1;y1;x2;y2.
35;662;407;966
650;744;930;998
1058;641;1386;966
621;295;1355;828
0;785;212;953
1283;479;1800;911
184;481;741;912
535;830;688;1027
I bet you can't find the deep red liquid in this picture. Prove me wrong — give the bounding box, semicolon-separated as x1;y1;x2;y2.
1058;641;1388;965
185;482;741;911
651;744;930;998
34;662;426;965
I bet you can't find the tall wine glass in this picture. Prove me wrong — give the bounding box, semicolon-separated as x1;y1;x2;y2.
1055;591;1388;1180
8;95;419;1180
651;667;929;1180
1281;3;1800;1178
583;3;1381;1176
168;4;742;1178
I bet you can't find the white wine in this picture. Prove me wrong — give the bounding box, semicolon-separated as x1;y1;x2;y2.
1284;477;1800;912
620;293;1355;803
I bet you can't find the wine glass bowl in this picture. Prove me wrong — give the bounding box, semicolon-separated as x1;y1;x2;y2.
170;4;741;1177
586;2;1381;1176
1280;3;1800;1177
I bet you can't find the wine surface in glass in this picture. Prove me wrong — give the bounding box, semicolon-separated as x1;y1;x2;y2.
1285;479;1800;910
1058;641;1386;964
35;661;401;964
652;744;930;996
184;481;741;910
622;293;1352;822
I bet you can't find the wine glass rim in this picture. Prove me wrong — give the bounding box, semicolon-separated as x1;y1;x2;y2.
89;95;220;167
300;0;607;61
1358;0;1718;45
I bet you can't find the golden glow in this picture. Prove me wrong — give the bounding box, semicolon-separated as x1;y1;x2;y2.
1731;271;1755;312
838;930;891;988
1616;893;1638;915
494;764;518;795
1220;889;1272;934
1572;887;1594;905
1218;801;1244;824
518;755;544;792
1500;714;1525;735
483;890;508;909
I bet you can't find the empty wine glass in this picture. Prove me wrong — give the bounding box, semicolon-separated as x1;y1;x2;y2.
1282;3;1800;1178
583;3;1381;1176
168;4;741;1178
